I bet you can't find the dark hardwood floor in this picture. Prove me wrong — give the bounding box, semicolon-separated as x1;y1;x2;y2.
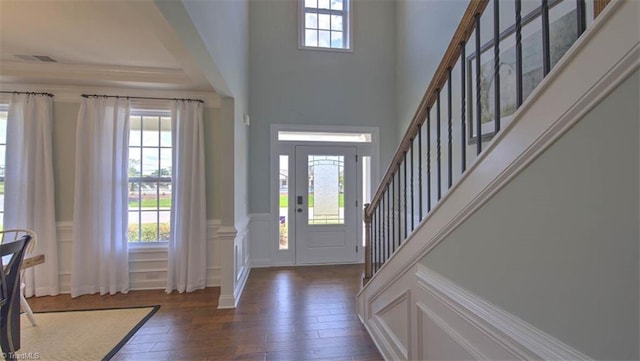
27;264;383;361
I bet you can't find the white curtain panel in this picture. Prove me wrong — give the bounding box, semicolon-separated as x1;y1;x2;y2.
4;94;59;297
166;100;207;293
71;97;130;297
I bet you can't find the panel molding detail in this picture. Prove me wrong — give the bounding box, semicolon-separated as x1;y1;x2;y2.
415;265;592;361
54;219;225;293
372;290;411;360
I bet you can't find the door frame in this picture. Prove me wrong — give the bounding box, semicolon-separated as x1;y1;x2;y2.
270;124;379;266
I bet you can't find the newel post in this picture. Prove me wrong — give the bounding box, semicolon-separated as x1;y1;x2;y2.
363;203;372;285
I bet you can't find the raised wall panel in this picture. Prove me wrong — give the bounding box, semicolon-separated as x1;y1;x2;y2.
417;304;476;361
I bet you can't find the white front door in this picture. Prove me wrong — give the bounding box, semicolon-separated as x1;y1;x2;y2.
294;145;358;264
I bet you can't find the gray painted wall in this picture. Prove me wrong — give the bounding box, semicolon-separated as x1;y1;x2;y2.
50;101;230;223
182;0;250;225
248;0;397;213
161;0;251;225
395;0;468;143
421;70;640;360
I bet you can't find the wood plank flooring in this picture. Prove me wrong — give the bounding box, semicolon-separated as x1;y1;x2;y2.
27;264;383;361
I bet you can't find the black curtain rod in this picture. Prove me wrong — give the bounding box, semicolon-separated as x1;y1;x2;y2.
0;91;54;97
82;94;204;104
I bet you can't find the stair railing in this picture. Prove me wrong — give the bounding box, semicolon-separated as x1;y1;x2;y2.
362;0;609;284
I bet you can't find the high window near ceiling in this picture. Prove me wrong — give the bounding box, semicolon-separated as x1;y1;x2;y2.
128;111;172;243
299;0;351;51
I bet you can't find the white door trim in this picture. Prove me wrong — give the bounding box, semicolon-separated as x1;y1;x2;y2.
269;124;379;266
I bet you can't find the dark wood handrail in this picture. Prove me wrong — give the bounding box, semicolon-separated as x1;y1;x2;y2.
366;0;489;218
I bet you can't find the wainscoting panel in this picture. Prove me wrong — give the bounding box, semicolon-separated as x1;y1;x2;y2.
248;213;273;267
360;265;590;361
56;222;73;293
416;303;477;361
363;269;414;361
55;219;225;294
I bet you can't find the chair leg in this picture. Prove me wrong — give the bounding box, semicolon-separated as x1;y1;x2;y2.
20;284;37;326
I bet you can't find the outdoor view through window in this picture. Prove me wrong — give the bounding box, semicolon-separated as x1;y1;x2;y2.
128;113;172;242
302;0;350;50
0;108;6;230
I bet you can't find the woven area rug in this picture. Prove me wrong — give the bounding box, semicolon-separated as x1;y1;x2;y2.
18;306;159;361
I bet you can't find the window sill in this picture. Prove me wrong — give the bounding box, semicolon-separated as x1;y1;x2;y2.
298;45;353;53
128;242;168;253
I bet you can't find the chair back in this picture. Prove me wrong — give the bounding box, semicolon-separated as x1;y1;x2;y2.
0;229;36;256
0;235;31;353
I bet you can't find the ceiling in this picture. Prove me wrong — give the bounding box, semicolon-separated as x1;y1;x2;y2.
0;0;214;92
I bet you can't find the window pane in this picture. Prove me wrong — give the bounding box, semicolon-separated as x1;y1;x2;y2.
278;131;372;143
159;184;172;210
128;184;142;208
279;155;288;250
141;182;158;208
318;0;330;9
160;117;171;147
128;148;141;178
128;211;141;241
0;116;6;144
139;218;159;241
331;31;343;48
142;116;160;146
158;211;170;241
0;146;4;176
308;155;344;225
0;180;4;215
160;148;172;176
318;14;330;30
141;148;160;177
305;12;318;29
331;15;343;31
130;116;142;146
318;30;330;47
305;29;318;46
331;0;343;10
305;0;317;8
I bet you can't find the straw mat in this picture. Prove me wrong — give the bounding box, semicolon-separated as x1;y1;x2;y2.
17;306;159;361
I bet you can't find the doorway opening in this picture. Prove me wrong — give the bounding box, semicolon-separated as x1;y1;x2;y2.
271;125;378;266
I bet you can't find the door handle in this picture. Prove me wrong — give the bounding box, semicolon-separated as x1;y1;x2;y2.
297;208;303;213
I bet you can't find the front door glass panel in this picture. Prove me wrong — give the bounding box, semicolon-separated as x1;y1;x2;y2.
308;155;344;225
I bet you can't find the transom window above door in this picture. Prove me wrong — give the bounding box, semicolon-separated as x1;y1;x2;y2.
299;0;351;51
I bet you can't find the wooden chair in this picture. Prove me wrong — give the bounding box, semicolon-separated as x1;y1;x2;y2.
0;235;31;354
0;230;37;326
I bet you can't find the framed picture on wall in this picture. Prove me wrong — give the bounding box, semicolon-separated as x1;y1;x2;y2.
466;0;579;144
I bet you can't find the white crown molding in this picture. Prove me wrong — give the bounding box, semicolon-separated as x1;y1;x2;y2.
0;60;188;84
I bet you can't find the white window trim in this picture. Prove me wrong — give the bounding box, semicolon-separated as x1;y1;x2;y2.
298;0;353;52
127;109;172;247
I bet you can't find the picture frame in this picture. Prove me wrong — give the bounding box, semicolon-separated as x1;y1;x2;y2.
466;0;579;144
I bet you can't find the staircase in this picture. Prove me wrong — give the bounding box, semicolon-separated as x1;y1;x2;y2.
357;0;639;359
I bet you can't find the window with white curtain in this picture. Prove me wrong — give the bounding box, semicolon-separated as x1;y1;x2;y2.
128;110;172;243
299;0;351;51
0;105;6;230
